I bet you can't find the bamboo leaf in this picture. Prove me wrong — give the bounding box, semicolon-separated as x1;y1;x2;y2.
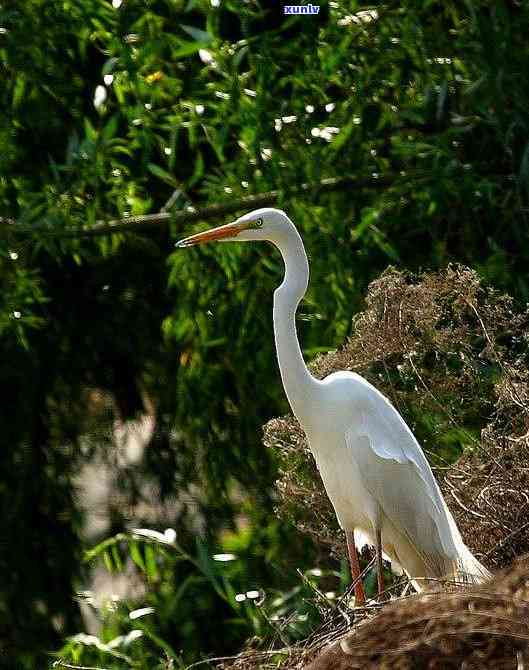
129;540;146;572
147;163;178;187
180;24;212;43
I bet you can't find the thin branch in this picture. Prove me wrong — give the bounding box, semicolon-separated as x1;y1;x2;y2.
484;520;529;558
1;174;404;240
183;649;289;670
52;661;116;670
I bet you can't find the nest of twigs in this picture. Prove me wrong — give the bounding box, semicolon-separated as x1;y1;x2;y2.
305;556;529;670
219;558;529;670
265;265;529;569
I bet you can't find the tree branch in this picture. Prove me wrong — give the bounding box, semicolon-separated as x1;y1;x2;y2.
1;174;403;240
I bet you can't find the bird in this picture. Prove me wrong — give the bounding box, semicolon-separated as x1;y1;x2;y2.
176;208;491;603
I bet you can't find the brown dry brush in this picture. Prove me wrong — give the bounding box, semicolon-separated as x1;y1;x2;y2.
220;266;529;669
219;559;529;670
304;557;529;670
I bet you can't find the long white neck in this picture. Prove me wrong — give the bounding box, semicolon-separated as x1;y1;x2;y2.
272;227;319;426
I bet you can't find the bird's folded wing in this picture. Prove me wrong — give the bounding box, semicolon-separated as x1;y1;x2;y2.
345;397;459;560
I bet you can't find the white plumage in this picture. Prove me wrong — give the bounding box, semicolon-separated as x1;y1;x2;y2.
312;370;489;588
177;207;490;599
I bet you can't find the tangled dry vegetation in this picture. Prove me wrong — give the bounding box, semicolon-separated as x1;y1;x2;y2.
223;266;529;669
220;558;529;670
304;557;529;670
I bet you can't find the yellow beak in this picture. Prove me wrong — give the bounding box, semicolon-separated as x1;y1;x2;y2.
176;221;246;248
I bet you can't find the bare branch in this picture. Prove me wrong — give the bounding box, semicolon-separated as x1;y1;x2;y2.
1;174;401;240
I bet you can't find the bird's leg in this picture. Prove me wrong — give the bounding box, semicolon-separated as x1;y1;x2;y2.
346;529;366;605
375;525;385;599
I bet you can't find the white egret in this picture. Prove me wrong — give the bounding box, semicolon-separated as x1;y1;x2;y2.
177;208;490;603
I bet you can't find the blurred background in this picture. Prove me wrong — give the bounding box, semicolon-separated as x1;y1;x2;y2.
1;0;529;668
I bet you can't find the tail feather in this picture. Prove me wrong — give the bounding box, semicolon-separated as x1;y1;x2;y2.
441;500;491;584
410;550;490;593
454;546;491;584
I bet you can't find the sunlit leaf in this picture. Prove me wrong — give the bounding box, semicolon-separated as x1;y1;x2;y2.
180;24;212;43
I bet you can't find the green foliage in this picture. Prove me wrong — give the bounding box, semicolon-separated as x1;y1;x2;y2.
2;0;529;667
53;527;343;668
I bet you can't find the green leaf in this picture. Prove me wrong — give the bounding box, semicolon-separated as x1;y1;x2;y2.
180;24;212;43
188;152;204;188
102;56;119;75
102;115;119;141
103;550;114;573
138;625;177;658
195;538;226;601
173;40;209;59
144;544;159;581
12;76;26;109
331;120;354;153
147;163;178;187
111;544;123;572
129;540;146;572
83;118;98;142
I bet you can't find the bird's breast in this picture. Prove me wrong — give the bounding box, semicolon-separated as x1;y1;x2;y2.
306;429;376;531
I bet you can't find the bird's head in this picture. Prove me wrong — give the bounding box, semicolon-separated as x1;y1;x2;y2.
176;208;294;248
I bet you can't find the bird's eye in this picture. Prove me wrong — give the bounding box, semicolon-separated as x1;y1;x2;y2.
255;218;263;227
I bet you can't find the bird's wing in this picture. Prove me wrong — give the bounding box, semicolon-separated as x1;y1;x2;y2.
345;391;459;560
